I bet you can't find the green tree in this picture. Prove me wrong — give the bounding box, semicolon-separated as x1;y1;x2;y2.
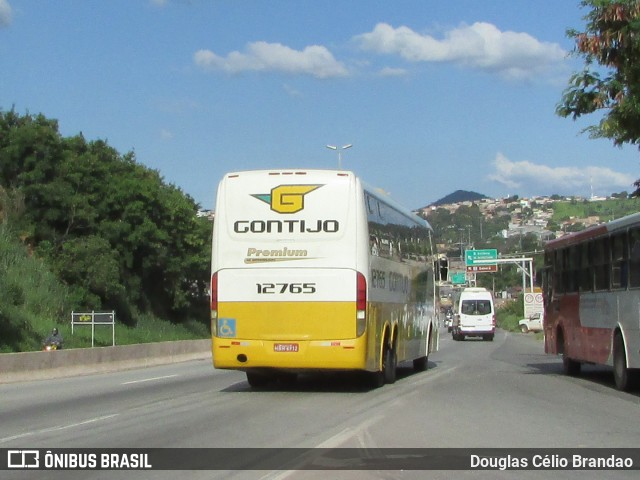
47;235;125;312
0;110;211;327
546;219;561;232
556;0;640;194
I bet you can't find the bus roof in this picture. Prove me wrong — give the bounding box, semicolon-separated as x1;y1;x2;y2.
545;211;640;251
220;168;432;232
222;168;352;181
362;181;432;231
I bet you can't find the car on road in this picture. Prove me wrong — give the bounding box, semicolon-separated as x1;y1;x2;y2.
518;312;542;333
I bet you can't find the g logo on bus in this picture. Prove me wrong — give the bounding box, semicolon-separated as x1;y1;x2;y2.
252;185;322;214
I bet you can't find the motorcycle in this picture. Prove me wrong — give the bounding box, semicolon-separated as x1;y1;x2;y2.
42;340;63;351
445;311;454;332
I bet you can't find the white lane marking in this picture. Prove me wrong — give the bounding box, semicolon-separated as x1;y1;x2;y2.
261;367;459;480
314;414;385;449
121;374;178;385
259;416;385;480
0;414;120;444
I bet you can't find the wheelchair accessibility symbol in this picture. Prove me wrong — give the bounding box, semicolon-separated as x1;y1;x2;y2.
218;318;236;338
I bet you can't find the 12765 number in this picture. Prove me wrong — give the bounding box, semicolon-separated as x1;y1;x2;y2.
256;283;317;294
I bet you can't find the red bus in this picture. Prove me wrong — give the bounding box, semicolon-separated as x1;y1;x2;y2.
542;212;640;391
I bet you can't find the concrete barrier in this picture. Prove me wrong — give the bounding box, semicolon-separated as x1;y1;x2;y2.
0;339;212;384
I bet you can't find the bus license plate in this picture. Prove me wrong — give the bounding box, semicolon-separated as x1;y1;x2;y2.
274;343;299;353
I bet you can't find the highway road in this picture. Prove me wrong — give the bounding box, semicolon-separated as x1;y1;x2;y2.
2;330;639;479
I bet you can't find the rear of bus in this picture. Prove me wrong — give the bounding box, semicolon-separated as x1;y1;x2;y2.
210;170;369;383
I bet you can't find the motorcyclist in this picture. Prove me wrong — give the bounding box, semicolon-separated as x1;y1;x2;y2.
444;308;454;331
44;327;63;349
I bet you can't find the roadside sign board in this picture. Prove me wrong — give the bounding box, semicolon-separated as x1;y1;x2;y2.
465;249;497;266
524;290;544;318
451;272;466;284
466;265;498;273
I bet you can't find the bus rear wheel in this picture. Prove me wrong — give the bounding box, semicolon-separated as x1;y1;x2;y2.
383;345;397;384
562;355;581;376
277;372;298;387
366;344;396;388
413;355;428;372
613;333;639;392
366;370;384;388
559;329;581;376
246;372;271;387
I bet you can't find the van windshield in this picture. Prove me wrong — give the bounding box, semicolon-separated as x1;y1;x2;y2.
461;300;492;315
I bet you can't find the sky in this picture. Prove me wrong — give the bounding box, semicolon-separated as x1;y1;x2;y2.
1;0;639;211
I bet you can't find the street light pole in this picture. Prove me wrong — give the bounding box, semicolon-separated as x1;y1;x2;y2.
326;144;352;170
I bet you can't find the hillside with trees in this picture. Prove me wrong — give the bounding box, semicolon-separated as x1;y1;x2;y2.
424;193;640;293
426;190;488;208
0;110;212;352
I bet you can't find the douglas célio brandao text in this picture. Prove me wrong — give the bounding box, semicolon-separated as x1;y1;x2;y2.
470;454;634;470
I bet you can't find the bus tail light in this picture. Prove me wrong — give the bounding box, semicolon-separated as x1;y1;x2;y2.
356;272;367;336
211;272;218;335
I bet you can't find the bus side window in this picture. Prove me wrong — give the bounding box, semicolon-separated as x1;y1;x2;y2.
370;235;379;256
611;233;628;290
567;244;579;293
593;237;610;291
630;228;640;288
579;242;592;292
540;266;552;309
366;195;374;215
554;249;564;294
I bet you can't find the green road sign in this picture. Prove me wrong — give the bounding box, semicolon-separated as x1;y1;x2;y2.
451;272;466;285
465;249;497;266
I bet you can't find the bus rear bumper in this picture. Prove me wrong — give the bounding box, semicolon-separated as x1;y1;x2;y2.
212;337;369;371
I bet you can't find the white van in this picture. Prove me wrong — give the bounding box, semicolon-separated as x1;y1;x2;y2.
452;287;495;341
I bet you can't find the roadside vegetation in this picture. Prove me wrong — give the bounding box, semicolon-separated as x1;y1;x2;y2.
0;110;211;352
550;197;640;225
1;200;208;354
495;295;546;341
0;222;68;352
495;295;524;333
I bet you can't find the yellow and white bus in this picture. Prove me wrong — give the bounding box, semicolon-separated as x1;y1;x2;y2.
210;169;439;387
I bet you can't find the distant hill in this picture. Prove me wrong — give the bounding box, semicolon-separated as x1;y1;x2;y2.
427;190;489;207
